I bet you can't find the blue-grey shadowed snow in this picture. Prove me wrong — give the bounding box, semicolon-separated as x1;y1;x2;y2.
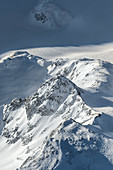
0;105;4;135
0;51;49;105
82;91;113;108
57;138;113;170
87;114;113;139
0;0;113;53
27;119;113;170
94;114;113;132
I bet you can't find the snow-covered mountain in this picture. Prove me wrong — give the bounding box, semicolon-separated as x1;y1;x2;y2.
48;58;113;93
0;51;49;105
21;119;113;170
0;0;113;169
0;49;113;169
0;74;99;169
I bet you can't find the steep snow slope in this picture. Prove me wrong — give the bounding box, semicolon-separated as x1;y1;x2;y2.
0;50;113;169
0;75;100;170
0;0;113;169
48;58;113;93
1;50;113;108
0;51;49;105
47;56;113;138
20;119;113;170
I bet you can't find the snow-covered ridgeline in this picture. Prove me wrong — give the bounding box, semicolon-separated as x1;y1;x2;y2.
0;51;113;169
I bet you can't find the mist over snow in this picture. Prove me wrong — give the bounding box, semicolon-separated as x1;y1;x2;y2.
1;0;113;170
0;0;113;53
0;49;113;169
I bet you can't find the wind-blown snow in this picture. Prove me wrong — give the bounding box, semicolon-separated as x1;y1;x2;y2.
0;49;113;169
0;51;49;105
21;119;113;170
0;74;99;169
0;0;113;168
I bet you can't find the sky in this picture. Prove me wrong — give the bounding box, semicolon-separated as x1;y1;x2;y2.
0;0;113;54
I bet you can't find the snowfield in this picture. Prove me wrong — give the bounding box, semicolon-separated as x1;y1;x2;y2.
0;45;113;169
0;0;113;169
0;51;49;105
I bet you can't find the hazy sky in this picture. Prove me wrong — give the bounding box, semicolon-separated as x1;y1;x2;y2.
0;0;113;53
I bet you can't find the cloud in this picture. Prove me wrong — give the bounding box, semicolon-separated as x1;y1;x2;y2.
0;0;113;53
31;0;73;29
